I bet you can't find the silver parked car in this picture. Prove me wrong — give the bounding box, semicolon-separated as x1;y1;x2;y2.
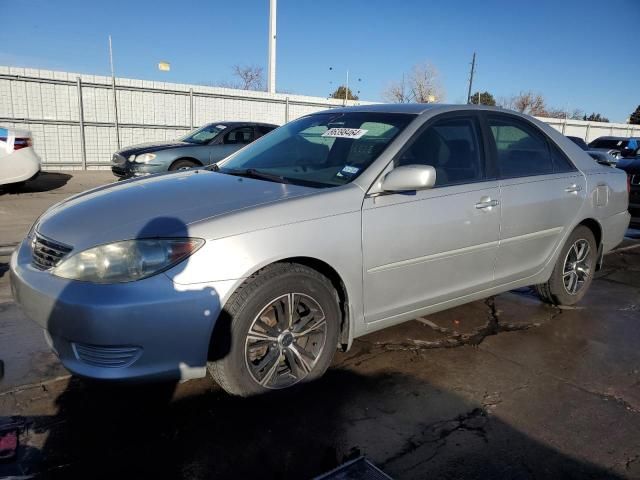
111;122;277;178
11;104;630;396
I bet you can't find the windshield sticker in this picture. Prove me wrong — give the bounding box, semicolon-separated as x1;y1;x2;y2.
337;165;360;178
216;125;227;130
322;128;368;139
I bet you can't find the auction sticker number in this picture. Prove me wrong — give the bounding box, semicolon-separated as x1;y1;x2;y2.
322;128;368;139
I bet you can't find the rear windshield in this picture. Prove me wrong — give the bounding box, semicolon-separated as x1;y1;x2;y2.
567;136;588;150
589;138;628;150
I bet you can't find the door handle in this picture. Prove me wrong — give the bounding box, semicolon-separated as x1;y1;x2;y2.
565;184;582;193
475;198;499;209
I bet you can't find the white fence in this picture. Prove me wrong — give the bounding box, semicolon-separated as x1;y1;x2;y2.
0;66;350;169
541;116;640;144
1;66;639;170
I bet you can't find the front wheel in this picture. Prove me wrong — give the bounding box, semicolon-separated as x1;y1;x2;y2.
208;263;340;397
535;225;597;305
169;159;198;171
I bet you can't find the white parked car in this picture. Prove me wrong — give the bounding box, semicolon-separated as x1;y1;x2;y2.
0;127;41;187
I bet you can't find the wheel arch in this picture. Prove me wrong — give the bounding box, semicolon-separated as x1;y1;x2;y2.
274;256;351;351
576;217;604;269
169;157;203;170
216;256;353;352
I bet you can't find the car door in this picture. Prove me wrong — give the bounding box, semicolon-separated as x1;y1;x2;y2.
486;114;586;284
362;113;501;325
209;126;255;164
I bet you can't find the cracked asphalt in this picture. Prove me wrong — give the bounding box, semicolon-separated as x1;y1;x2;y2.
1;172;640;479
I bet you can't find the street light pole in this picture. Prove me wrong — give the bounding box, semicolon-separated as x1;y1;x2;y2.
345;70;349;106
267;0;277;94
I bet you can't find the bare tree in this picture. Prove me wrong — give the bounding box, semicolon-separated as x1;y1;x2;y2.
231;64;265;90
544;108;584;120
382;75;412;103
497;91;547;116
513;91;547;116
409;63;444;103
382;62;444;103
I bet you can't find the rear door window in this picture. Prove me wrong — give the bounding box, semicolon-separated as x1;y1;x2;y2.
256;125;277;138
224;127;254;145
487;116;555;178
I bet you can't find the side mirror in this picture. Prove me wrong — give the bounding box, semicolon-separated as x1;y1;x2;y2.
382;164;436;192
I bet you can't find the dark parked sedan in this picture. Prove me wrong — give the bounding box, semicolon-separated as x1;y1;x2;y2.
616;156;640;225
589;136;640;160
566;136;618;165
111;121;278;178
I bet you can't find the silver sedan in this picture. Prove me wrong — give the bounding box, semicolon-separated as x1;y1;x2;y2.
11;104;630;396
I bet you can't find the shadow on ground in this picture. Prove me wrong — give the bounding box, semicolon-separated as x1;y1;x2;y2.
0;173;72;195
1;369;623;479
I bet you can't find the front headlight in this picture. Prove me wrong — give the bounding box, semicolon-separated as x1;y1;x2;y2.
131;153;157;163
52;238;204;283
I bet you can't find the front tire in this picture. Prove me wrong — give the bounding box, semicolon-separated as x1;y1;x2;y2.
535;225;597;306
208;263;340;397
169;159;198;171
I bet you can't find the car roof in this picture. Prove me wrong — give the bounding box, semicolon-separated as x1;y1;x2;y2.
591;136;639;141
204;121;278;127
312;103;526;116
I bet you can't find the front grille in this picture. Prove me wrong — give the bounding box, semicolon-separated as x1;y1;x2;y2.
31;233;73;270
73;343;142;368
112;153;126;165
631;174;640;186
111;165;129;177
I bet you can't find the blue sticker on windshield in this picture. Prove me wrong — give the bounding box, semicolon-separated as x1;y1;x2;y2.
337;165;360;178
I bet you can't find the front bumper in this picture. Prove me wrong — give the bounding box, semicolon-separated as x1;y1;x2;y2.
111;160;166;178
10;239;222;382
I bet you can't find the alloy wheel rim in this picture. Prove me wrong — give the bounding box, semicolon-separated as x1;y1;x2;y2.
244;293;327;389
562;239;591;295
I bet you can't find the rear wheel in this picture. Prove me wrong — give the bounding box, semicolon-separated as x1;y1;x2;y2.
207;263;340;397
169;159;198;171
535;225;597;305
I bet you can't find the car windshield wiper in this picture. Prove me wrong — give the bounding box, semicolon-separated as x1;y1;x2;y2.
221;168;290;184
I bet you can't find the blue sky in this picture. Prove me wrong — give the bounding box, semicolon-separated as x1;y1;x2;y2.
1;0;639;122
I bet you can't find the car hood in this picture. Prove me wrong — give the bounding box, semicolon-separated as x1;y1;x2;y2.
117;140;194;156
35;170;317;252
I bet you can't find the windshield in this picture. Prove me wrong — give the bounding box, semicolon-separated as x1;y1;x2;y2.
217;112;414;187
179;123;226;145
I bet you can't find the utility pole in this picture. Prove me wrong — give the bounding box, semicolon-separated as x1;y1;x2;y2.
466;52;476;104
108;35;120;149
267;0;277;94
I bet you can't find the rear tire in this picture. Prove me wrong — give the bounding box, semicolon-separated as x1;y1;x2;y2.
169;159;198;171
208;263;340;397
535;225;597;306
